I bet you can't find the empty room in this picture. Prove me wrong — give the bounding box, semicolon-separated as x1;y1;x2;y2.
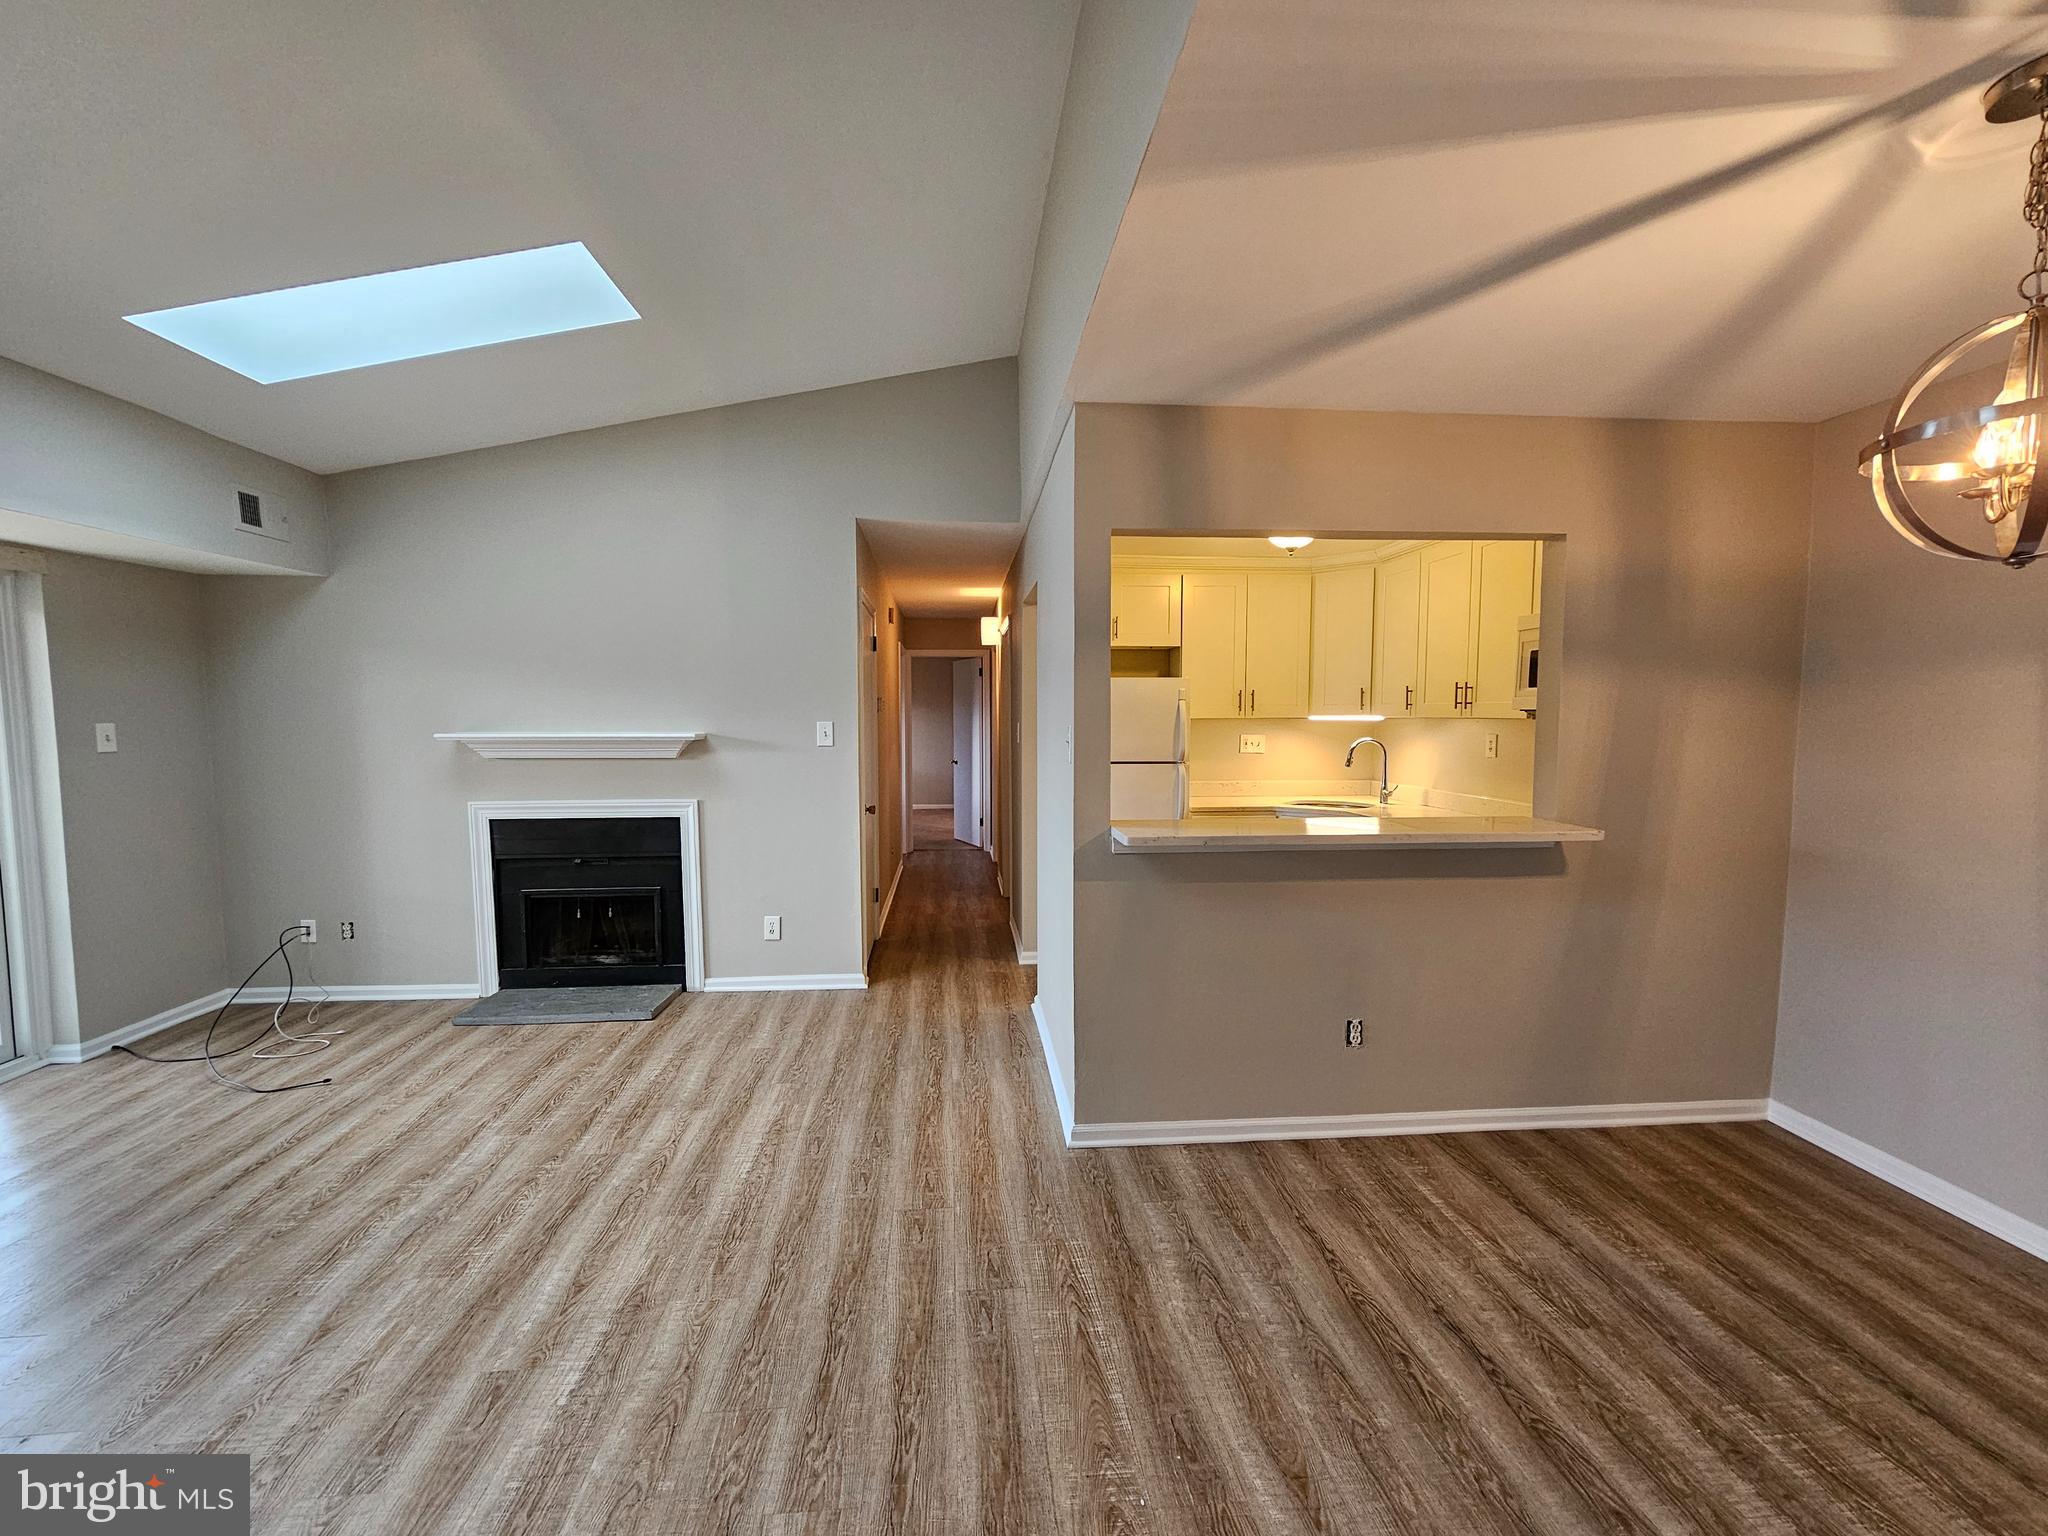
1;2;2045;1532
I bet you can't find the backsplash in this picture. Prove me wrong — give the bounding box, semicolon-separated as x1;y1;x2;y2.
1187;715;1536;806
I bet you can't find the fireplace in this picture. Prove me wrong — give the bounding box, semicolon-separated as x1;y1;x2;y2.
490;817;686;988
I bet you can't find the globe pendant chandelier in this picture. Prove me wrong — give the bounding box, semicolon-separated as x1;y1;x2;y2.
1863;54;2048;567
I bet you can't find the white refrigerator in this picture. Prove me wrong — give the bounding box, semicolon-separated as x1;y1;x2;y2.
1110;678;1189;820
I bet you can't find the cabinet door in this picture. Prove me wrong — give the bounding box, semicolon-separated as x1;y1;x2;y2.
1468;539;1537;718
1245;571;1312;718
1110;570;1180;648
1310;565;1374;715
1371;552;1421;717
1180;572;1247;718
1416;542;1473;717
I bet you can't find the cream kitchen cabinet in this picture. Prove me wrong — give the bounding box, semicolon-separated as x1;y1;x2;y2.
1310;564;1374;715
1180;571;1247;717
1402;539;1539;719
1467;538;1538;717
1179;569;1312;718
1371;551;1420;717
1244;571;1312;718
1110;570;1181;648
1416;542;1474;718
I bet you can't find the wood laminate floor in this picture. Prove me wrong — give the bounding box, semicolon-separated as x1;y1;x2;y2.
3;844;2046;1533
911;805;972;850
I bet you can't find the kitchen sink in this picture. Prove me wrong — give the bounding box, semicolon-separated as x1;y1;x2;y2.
1275;800;1387;818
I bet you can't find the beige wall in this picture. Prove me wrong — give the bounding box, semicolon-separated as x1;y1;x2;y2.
901;616;982;649
909;657;956;804
0;356;328;576
1069;403;1812;1125
1775;398;2048;1230
204;361;1018;990
1007;597;1038;958
42;554;229;1042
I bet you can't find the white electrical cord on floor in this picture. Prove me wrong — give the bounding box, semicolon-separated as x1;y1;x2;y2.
251;925;345;1060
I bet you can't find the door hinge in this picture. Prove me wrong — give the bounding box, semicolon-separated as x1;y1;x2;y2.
872;887;879;902
869;635;877;651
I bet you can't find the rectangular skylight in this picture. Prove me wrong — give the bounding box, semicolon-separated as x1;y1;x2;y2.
124;241;638;383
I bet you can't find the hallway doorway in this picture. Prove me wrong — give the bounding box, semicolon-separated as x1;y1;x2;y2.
900;647;989;858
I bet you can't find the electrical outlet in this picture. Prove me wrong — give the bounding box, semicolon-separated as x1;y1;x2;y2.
94;723;118;753
1239;733;1267;754
815;721;834;746
1344;1018;1365;1048
339;921;355;941
1485;731;1500;759
297;918;317;943
763;915;782;941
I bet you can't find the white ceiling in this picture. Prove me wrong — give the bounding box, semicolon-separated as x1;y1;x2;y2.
1074;1;2048;425
861;519;1021;617
0;0;1081;473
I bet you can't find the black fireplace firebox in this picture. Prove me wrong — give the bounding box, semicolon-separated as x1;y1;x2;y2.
491;817;685;988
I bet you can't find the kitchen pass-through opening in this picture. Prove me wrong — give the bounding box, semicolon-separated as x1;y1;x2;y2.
1108;532;1556;821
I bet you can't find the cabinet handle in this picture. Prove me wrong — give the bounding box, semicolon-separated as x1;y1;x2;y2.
1250;689;1257;714
1237;688;1243;713
1113;615;1119;640
1358;686;1365;709
1404;685;1412;711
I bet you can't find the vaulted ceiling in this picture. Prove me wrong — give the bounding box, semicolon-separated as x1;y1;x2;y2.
0;0;1081;472
1074;0;2048;425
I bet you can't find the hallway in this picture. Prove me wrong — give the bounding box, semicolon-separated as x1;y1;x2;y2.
1;853;2043;1532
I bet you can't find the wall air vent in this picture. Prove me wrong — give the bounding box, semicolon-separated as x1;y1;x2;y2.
234;488;289;542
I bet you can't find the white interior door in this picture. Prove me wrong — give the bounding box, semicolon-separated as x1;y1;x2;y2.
952;658;978;844
859;598;880;957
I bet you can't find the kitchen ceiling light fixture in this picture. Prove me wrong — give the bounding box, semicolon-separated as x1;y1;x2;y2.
1862;54;2048;567
1268;535;1315;553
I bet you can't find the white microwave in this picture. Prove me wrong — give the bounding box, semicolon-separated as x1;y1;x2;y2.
1513;614;1539;714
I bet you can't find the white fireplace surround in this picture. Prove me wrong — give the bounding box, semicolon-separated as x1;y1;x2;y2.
466;799;706;996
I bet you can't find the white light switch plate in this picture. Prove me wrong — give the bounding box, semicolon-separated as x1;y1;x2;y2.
1239;734;1266;754
815;721;834;746
94;723;117;753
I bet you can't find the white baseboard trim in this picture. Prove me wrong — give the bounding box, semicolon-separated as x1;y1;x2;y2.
48;987;236;1064
1067;1097;1769;1150
1015;949;1039;965
1029;996;1074;1144
241;983;482;1004
1767;1100;2048;1264
877;859;905;937
702;973;868;993
912;802;952;810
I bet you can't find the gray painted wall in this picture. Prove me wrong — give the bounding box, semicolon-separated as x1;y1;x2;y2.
1008;415;1077;1099
909;657;956;804
1015;0;1194;507
1068;404;1813;1126
201;361;1018;989
42;553;229;1042
0;356;328;575
1775;398;2048;1231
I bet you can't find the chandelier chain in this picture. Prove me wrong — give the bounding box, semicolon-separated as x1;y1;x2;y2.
2024;108;2048;304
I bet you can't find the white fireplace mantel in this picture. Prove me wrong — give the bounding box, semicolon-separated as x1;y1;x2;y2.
435;731;705;760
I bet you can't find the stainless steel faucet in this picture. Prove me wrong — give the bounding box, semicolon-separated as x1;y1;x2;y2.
1344;736;1392;804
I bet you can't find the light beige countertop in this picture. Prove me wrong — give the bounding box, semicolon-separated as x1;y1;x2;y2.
1112;802;1604;852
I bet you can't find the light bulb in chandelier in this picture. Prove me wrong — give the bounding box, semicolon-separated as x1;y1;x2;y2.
1862;55;2048;566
